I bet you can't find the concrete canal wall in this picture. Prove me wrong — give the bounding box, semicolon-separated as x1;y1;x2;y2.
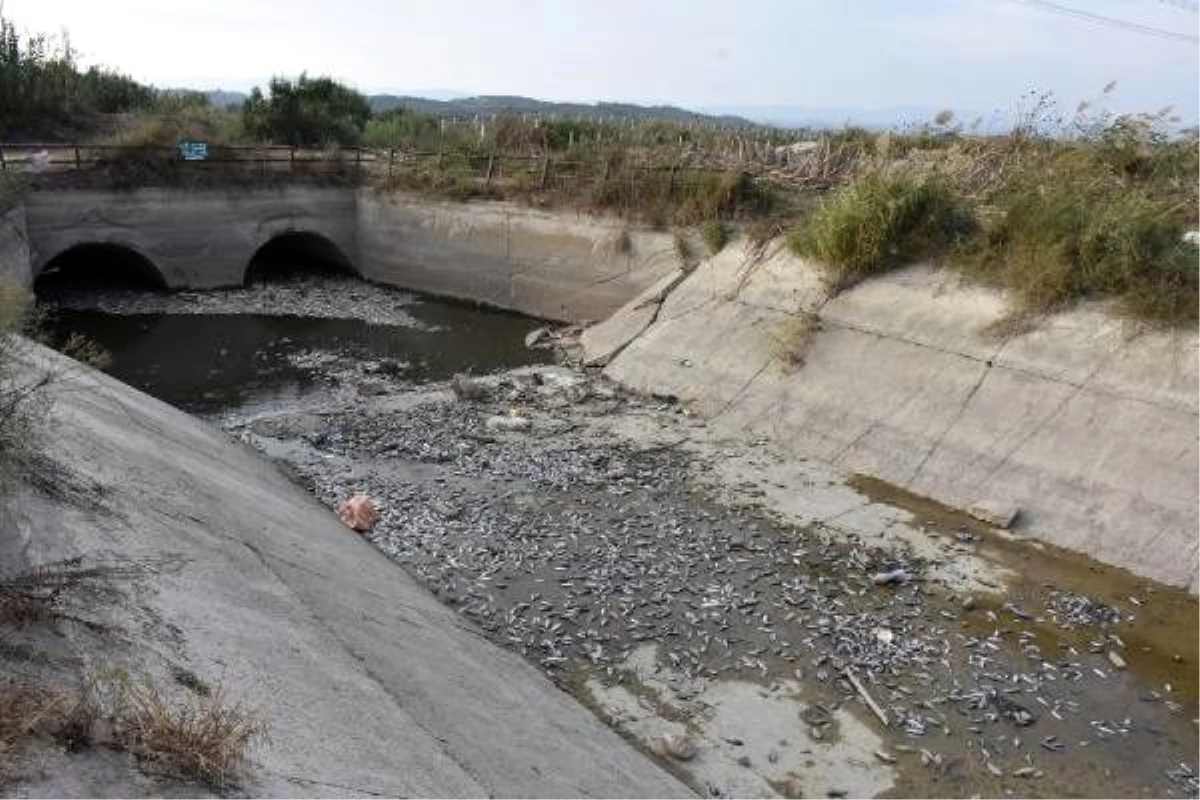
15;188;678;322
587;241;1199;592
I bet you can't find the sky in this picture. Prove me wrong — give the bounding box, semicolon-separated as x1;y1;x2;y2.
6;0;1199;123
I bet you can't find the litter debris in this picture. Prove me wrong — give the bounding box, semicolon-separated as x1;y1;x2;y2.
844;667;890;727
338;492;380;532
485;414;533;432
451;373;491;401
872;568;910;586
650;733;698;761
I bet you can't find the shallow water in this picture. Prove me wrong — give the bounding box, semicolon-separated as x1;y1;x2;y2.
38;288;548;415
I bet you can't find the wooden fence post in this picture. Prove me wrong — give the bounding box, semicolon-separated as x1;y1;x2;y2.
539;153;550;189
388;149;395;179
74;146;81;170
290;146;296;168
0;147;6;173
485;153;495;188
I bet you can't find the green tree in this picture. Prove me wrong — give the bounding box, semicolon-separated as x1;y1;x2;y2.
242;74;370;147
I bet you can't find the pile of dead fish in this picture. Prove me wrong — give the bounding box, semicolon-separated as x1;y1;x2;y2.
230;372;1197;798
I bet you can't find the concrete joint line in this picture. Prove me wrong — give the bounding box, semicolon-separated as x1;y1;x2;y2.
252;764;394;798
905;359;994;486
238;540;491;793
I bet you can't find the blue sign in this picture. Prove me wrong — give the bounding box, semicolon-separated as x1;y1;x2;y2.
177;140;209;161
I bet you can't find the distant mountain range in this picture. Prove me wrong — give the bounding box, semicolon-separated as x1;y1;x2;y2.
194;89;1000;132
199;90;778;129
366;94;761;127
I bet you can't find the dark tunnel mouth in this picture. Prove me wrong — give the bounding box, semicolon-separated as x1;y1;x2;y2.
35;243;168;298
244;231;358;285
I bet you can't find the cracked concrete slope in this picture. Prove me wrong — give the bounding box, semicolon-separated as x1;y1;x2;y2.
602;241;1199;592
2;339;691;799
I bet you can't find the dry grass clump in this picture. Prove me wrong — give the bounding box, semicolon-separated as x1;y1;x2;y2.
0;673;264;792
0;558;135;627
773;310;822;371
0;683;94;771
0;283;49;473
118;679;265;791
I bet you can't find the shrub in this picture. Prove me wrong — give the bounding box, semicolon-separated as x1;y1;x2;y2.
242;75;370;147
673;170;774;226
120;680;264;791
790;171;975;289
0;13;155;137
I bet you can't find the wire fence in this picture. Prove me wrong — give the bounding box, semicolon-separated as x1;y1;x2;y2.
0;139;858;195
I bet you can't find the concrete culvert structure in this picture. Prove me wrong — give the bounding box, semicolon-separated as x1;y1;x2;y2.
34;243;167;298
245;230;357;284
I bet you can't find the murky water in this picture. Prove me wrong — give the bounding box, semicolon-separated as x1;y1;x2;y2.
37;290;548;415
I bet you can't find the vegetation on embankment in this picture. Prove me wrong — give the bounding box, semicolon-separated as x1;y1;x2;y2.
1;9;1195;325
789;102;1199;324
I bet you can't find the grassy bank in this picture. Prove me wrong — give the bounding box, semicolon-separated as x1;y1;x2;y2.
787;105;1198;324
1;6;1194;325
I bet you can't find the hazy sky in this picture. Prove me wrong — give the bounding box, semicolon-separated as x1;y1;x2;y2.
7;0;1199;121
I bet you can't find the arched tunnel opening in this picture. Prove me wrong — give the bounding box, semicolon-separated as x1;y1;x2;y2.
34;243;168;299
245;231;357;285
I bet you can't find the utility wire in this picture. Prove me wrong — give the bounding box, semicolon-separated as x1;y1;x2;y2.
1003;0;1200;42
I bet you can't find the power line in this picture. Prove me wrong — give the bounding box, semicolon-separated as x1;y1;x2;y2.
1003;0;1200;42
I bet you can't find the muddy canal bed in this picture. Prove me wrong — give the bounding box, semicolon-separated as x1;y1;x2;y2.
41;278;1199;799
223;365;1198;800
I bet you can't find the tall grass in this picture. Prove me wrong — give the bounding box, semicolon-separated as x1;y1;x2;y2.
963;159;1197;321
789;171;975;289
785;98;1199;325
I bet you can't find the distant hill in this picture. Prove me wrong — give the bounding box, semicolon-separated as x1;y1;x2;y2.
191;89;761;127
207;90;249;108
365;94;760;127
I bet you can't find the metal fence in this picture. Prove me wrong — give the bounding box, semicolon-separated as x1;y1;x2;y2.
0;140;846;193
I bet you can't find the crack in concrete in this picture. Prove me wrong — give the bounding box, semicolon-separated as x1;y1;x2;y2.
964;354;1114;498
252;764;395;798
235;539;492;796
905;360;993;486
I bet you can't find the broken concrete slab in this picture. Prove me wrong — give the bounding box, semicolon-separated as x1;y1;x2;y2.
968;500;1021;530
580;268;685;367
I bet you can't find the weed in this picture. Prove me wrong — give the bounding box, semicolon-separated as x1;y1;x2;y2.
0;558;138;627
673;233;693;265
773;311;822;371
962;159;1198;322
0;283;49;471
701;219;728;255
0;683;94;775
604;228;633;257
790;171;975;290
118;678;264;791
